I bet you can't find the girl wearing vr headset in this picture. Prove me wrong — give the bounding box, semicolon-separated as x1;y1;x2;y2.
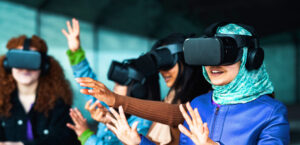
177;23;289;145
76;33;211;145
76;23;289;145
62;18;160;145
0;35;79;145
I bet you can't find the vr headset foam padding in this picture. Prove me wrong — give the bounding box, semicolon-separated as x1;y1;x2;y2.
5;49;42;70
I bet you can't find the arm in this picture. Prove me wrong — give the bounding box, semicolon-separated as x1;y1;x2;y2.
115;95;184;127
68;51;98;102
62;18;98;102
78;129;94;145
257;103;290;145
77;77;185;127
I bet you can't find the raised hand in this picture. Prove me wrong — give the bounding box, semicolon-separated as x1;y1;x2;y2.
66;108;89;137
85;100;111;124
62;18;80;52
178;103;218;145
76;77;117;106
106;106;141;145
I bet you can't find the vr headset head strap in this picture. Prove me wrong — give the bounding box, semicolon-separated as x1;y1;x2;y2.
121;59;146;85
155;43;183;55
127;67;145;84
23;38;31;50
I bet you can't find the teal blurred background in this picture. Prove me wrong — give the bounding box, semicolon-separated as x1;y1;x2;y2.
0;0;299;144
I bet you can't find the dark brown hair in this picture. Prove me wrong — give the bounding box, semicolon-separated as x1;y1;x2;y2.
0;35;73;117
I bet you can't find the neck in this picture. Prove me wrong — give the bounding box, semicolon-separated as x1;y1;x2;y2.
17;81;39;96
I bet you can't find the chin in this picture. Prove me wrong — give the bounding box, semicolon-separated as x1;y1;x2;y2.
210;80;228;86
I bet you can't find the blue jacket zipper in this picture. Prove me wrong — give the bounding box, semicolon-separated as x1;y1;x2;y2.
211;107;220;138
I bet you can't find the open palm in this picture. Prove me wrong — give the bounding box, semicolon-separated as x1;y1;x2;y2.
62;18;80;52
178;103;218;145
106;106;141;145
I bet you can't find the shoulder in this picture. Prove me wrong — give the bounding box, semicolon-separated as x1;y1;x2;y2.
190;91;213;107
255;95;288;115
49;98;71;113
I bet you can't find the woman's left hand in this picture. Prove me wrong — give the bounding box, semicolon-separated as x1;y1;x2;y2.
178;102;218;145
106;106;141;145
0;142;24;145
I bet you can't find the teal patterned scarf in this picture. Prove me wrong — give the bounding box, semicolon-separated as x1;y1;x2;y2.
202;24;274;105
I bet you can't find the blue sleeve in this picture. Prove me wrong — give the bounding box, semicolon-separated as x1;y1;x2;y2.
139;135;155;145
257;103;290;145
134;118;152;136
85;124;123;145
71;59;98;102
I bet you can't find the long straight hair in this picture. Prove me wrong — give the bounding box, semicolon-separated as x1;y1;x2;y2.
152;33;211;104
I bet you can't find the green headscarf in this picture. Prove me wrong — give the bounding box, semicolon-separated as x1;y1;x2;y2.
202;24;274;105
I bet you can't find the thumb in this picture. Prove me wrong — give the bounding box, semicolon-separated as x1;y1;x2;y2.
131;121;139;132
66;123;77;131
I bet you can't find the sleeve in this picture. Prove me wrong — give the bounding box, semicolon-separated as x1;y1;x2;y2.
78;129;94;145
0;120;4;141
139;135;156;145
22;100;80;145
67;47;98;102
66;47;86;66
257;103;290;145
114;95;184;127
129;116;152;136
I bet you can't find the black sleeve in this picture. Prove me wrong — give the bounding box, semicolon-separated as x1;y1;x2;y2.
0;119;4;141
22;99;80;145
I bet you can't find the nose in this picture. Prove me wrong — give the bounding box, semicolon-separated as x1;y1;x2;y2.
159;70;168;76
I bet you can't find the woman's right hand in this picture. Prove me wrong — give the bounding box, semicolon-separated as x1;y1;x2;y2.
62;18;80;52
85;100;111;124
66;108;89;137
106;106;141;145
76;77;117;107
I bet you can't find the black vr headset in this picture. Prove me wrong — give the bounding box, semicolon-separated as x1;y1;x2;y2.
107;60;147;99
150;43;183;70
183;22;264;70
3;38;50;74
108;60;145;86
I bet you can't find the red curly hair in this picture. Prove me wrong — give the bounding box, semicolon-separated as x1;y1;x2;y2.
0;35;73;117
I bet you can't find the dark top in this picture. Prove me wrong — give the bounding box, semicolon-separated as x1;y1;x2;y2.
0;90;80;145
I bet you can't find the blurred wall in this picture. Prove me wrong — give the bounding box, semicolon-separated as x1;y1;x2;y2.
0;1;170;121
0;1;299;119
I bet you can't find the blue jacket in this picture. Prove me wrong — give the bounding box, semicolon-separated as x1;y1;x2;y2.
71;59;152;145
139;91;289;145
180;91;290;145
